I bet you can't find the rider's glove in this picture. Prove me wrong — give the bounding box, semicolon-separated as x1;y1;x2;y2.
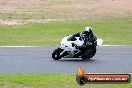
75;45;82;49
86;42;92;46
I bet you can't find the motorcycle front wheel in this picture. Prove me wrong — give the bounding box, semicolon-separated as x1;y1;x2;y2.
52;47;63;60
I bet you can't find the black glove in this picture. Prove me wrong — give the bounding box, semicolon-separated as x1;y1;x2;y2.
75;45;82;49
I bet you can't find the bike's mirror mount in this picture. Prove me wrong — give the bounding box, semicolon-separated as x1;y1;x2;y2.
79;37;83;41
71;43;76;47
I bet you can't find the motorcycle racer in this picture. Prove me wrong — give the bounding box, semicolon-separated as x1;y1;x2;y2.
52;26;103;60
73;27;97;50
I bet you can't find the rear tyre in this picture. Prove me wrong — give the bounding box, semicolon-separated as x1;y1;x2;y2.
82;47;96;60
52;47;63;60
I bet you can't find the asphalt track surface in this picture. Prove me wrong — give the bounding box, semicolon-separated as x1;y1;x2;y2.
0;46;132;74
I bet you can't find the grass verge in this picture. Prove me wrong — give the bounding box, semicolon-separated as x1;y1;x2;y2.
0;17;132;46
0;74;131;88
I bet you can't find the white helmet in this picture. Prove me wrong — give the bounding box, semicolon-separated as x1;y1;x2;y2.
83;27;93;36
85;27;92;32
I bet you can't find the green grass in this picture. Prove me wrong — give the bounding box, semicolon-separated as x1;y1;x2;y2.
0;74;131;88
0;17;132;46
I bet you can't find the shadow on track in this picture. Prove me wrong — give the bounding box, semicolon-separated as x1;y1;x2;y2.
56;58;96;63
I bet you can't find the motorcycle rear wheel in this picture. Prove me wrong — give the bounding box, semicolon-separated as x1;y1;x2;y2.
82;47;96;60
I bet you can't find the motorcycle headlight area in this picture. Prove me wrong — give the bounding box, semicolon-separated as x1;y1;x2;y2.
61;44;73;51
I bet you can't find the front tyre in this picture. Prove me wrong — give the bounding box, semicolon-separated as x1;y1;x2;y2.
52;47;63;60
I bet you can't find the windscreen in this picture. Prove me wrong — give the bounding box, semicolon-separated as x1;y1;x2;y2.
67;35;77;41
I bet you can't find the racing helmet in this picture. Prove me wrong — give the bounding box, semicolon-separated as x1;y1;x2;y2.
83;27;92;35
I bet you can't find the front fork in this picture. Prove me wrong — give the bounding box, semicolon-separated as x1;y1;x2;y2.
59;51;68;58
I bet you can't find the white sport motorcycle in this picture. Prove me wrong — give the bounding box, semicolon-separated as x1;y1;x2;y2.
52;34;103;60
